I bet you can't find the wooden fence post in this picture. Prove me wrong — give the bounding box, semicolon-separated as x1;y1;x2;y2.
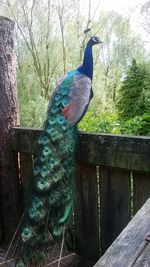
0;17;20;243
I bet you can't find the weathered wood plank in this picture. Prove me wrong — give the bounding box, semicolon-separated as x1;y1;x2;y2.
74;163;100;262
133;243;150;267
133;172;150;214
94;198;150;267
11;127;41;154
20;153;33;189
11;127;150;172
100;167;131;254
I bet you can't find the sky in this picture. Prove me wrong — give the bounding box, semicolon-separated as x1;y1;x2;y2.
81;0;149;49
100;0;144;13
101;0;150;48
81;0;146;29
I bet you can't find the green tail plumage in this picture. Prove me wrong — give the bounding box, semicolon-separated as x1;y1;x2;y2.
16;72;78;266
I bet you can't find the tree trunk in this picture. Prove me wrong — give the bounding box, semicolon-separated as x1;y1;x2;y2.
0;16;20;244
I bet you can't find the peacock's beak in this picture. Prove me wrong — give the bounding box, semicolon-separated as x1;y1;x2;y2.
97;37;103;44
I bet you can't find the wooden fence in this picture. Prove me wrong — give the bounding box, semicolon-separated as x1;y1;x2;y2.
7;127;150;264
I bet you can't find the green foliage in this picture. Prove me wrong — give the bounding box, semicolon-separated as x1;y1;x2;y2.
117;59;150;120
79;110;150;136
19;95;48;127
79;110;120;134
120;113;150;136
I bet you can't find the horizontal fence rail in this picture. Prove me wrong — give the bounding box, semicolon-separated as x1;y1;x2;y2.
11;127;150;172
1;127;150;264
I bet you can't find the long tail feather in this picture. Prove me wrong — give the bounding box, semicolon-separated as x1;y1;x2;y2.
15;74;78;266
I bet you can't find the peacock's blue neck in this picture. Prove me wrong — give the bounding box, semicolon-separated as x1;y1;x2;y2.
77;44;93;80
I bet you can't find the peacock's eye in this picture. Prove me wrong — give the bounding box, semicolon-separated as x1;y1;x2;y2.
92;36;98;42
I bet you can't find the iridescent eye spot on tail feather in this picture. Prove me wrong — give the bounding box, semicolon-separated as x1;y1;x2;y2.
41;166;49;177
51;106;59;114
28;207;47;222
42;146;52;157
48;117;56;126
57;115;66;125
46;126;63;142
32;197;44;209
40;155;47;163
34;166;40;176
52;226;64;238
46;126;55;135
21;227;35;242
50;158;60;169
54;93;61;102
36;178;52;192
61;99;68;108
38;135;49;145
60;86;69;96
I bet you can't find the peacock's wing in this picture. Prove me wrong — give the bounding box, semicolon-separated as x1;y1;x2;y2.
62;74;92;126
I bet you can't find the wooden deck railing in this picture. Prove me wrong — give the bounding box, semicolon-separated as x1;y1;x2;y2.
95;197;150;267
0;127;149;264
9;127;150;264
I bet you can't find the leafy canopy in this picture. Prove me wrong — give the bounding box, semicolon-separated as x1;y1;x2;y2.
117;59;150;120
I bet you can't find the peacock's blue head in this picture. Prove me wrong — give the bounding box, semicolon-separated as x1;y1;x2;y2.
77;35;102;79
87;36;102;47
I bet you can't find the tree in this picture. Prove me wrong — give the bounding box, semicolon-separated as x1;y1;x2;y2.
117;59;150;120
0;17;20;242
141;0;150;35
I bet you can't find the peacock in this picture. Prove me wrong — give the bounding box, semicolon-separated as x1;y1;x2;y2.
14;35;101;266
